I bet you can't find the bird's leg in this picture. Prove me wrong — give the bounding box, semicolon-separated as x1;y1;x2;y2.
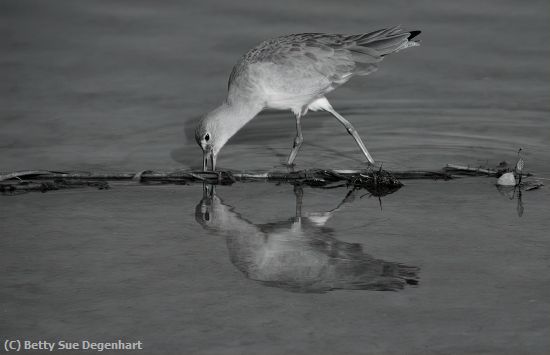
328;188;359;214
326;107;375;165
287;113;304;166
293;184;304;218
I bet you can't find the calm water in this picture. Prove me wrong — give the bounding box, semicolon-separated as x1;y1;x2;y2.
1;0;549;354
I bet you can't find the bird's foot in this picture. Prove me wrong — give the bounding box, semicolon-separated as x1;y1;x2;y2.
284;162;297;172
365;161;384;171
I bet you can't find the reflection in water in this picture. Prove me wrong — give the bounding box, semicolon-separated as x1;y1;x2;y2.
497;185;525;217
195;185;419;293
496;176;545;218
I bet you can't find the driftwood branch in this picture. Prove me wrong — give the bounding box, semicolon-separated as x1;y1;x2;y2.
0;164;517;194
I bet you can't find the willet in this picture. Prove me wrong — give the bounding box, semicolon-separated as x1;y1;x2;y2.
195;184;419;292
195;26;421;170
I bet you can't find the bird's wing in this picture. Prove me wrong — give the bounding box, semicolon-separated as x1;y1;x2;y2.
237;26;420;91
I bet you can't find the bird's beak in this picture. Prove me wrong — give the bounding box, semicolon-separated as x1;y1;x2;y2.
202;183;215;199
201;183;213;218
202;147;215;171
202;148;211;171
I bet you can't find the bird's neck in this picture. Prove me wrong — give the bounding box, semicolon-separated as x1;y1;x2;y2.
216;98;264;146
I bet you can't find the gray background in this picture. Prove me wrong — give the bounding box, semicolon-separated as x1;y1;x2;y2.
2;1;549;354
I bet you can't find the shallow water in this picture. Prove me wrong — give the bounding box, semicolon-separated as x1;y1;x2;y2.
2;0;550;354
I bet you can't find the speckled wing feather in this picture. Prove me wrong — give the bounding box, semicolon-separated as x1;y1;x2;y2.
228;26;420;94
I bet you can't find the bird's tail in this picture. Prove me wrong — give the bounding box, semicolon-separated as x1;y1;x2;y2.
348;26;421;57
345;26;421;76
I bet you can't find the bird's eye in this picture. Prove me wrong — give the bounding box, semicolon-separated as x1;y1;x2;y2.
204;133;210;142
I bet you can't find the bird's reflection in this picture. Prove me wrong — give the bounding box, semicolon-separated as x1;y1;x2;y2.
497;185;525;217
195;184;419;293
496;180;543;217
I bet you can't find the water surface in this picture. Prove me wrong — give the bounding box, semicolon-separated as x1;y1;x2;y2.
1;0;549;354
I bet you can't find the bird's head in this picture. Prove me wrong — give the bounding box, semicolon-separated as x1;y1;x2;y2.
195;107;231;171
194;184;219;228
195;101;262;171
195;118;215;171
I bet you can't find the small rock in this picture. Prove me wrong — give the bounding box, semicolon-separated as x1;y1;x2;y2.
497;172;516;186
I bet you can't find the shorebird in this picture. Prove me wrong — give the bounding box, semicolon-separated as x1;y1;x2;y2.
195;26;421;171
195;184;419;292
